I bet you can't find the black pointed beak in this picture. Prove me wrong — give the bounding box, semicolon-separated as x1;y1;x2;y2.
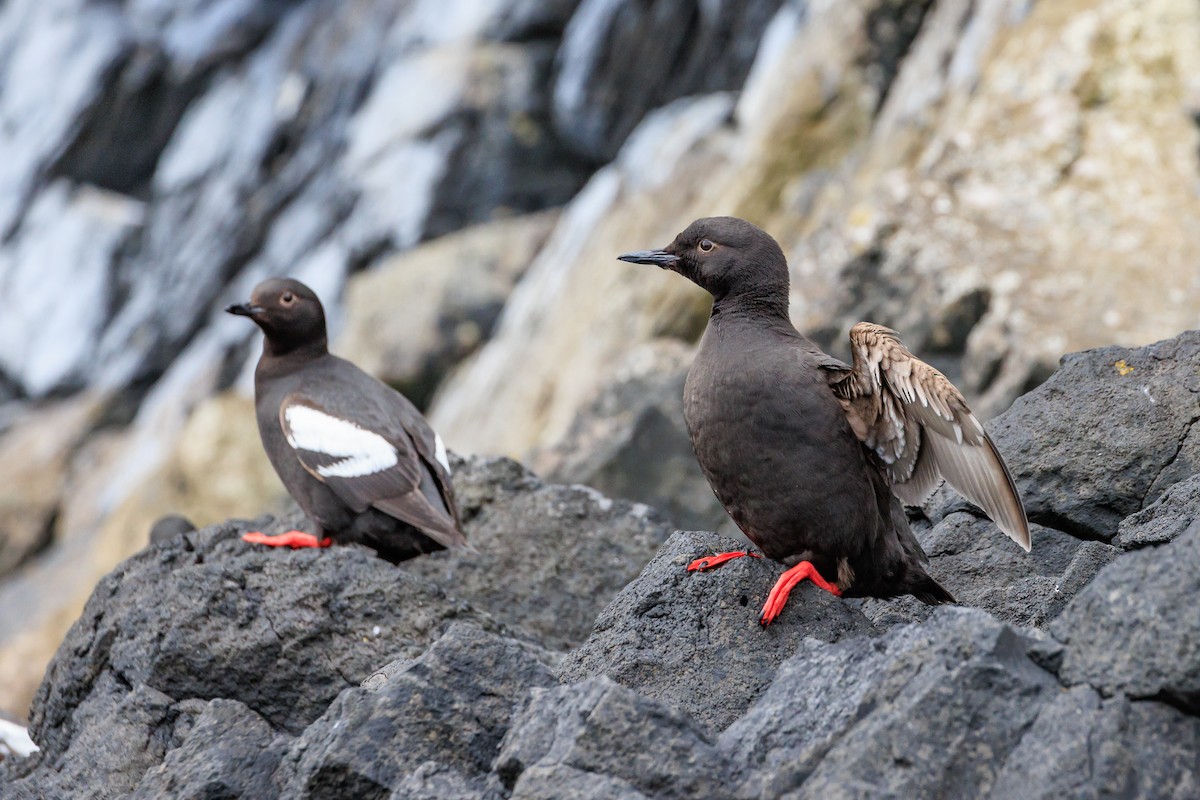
617;249;680;269
225;302;264;318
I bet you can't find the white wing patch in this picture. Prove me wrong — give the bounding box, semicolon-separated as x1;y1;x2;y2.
284;405;398;478
434;433;451;474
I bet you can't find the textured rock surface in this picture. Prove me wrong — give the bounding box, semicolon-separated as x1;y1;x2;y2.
275;623;556;798
10;520;502;798
401;455;674;651
720;608;1057;799
1114;473;1200;550
1052;520;1200;712
559;531;878;733
988;687;1200;800
0;391;287;723
495;676;733;800
131;699;286;800
877;513;1120;630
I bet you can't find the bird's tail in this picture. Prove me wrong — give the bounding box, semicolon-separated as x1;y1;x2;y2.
910;573;957;605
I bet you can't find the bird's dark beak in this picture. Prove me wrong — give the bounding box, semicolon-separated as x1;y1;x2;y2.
225;302;264;318
617;249;680;269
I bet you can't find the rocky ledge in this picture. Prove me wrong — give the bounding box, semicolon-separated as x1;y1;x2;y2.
2;331;1199;799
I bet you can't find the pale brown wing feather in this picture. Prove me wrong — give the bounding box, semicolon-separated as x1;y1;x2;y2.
829;322;1031;551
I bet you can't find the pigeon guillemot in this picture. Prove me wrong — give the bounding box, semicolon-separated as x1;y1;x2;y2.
618;217;1029;624
226;278;467;562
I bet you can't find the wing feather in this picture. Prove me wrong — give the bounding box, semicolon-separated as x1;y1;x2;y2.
279;395;467;549
827;322;1031;551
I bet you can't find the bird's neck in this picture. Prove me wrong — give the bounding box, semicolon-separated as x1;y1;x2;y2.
258;337;329;376
711;289;791;325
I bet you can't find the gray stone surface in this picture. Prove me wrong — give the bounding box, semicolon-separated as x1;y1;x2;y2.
276;623;556;798
990;687;1200;800
558;531;877;733
721;608;1058;799
13;519;502;798
131;699;286;800
402;455;675;651
1052;521;1200;712
496;676;733;800
1114;473;1200;550
863;512;1119;630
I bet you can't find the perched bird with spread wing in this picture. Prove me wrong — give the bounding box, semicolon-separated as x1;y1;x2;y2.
619;217;1029;624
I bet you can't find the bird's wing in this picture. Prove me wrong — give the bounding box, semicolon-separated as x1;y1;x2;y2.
822;322;1031;551
278;395;467;550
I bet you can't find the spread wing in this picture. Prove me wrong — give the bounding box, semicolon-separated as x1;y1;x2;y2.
823;322;1031;551
279;395;467;550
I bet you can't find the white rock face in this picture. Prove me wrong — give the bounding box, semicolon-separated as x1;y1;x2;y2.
0;1;128;236
430;94;735;456
0;183;141;396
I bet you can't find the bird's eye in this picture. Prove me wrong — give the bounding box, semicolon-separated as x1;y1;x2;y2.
281;292;295;306
698;239;714;253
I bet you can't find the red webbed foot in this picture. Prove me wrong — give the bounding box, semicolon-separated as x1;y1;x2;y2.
687;550;762;572
759;561;842;626
242;531;333;549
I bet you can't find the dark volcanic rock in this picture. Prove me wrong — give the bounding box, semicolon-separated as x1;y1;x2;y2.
1052;521;1200;712
558;531;877;732
495;676;735;799
131;699;286;800
401;455;674;651
989;687;1200;800
1114;472;1200;550
861;512;1119;630
276;623;556;798
16;519;501;798
932;331;1200;541
721;608;1058;799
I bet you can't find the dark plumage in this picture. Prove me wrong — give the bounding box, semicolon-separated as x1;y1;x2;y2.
619;217;1029;623
226;278;467;563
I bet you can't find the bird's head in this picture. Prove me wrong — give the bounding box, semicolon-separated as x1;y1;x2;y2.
226;277;328;357
617;216;789;309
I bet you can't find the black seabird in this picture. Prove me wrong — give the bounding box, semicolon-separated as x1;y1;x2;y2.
618;217;1029;624
226;278;467;562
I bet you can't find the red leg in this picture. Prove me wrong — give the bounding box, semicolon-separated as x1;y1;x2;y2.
242;531;333;549
687;550;763;572
759;561;842;626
